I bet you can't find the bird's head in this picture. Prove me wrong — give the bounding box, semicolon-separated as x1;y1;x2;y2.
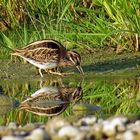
66;51;84;75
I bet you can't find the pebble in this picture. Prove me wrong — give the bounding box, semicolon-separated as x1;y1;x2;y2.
122;130;134;140
25;128;50;140
2;136;23;140
46;117;70;134
76;116;97;126
0;126;12;136
0;115;140;140
22;123;38;131
58;125;80;137
102;116;128;137
8;122;18;129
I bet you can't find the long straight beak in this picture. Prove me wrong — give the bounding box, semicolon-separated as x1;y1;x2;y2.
76;65;84;75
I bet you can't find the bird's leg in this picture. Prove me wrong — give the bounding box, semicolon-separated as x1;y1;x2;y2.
44;67;62;76
50;67;60;73
39;69;43;77
55;67;62;73
40;80;43;88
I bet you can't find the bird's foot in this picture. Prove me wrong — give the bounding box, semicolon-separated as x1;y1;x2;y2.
49;70;74;76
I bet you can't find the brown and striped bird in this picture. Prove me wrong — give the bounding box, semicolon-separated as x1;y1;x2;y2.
11;39;84;77
19;86;83;116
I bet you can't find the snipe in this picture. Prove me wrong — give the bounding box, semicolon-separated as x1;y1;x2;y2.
11;39;84;77
19;86;83;116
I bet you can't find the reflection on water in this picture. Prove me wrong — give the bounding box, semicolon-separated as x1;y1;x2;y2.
0;77;140;125
19;85;83;116
73;103;101;115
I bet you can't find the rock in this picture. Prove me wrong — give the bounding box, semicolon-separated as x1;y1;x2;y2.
122;130;134;140
8;122;18;129
0;126;12;136
2;136;23;140
13;130;29;137
25;128;50;140
1;115;140;140
46;117;70;134
102;116;128;137
135;120;140;126
58;125;81;139
22;123;37;131
102;120;116;137
76;116;97;126
91;123;103;139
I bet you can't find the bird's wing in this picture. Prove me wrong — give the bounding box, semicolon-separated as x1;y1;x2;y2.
15;41;51;51
25;47;60;63
18;40;66;51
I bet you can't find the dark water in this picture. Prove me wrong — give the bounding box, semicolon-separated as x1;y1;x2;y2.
0;74;140;125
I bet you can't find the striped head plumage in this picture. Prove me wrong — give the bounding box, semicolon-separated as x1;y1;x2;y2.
66;51;84;75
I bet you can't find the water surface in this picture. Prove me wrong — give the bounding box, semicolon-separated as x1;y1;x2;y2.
0;74;140;125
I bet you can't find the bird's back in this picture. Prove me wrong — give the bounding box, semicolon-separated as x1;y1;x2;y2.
12;39;67;63
15;39;67;58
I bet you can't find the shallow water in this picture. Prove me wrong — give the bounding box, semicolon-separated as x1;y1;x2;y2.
0;74;140;125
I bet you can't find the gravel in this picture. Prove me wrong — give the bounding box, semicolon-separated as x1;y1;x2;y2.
0;115;140;140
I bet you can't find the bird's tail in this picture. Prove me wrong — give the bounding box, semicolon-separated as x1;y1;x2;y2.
11;52;19;56
11;49;24;56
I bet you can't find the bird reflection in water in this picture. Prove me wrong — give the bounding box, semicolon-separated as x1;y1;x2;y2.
19;81;83;116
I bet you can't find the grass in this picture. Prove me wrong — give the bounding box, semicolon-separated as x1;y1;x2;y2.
0;0;140;58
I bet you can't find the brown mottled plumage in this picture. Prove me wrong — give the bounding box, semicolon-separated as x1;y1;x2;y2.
11;39;83;77
19;86;83;116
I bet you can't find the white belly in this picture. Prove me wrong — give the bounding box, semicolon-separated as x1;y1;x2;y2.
22;57;58;70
